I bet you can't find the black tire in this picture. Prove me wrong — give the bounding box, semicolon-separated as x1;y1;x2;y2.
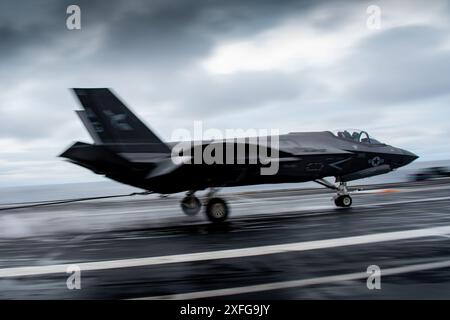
205;198;229;223
334;195;352;208
181;195;201;216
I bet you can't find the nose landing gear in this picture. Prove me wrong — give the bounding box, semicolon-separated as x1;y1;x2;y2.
333;182;353;208
334;194;353;207
314;178;353;208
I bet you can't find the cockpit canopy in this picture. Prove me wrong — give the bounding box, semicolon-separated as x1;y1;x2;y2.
332;129;383;145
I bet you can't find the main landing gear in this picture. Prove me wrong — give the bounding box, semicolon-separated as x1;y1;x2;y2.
314;179;353;208
180;189;230;223
180;191;202;216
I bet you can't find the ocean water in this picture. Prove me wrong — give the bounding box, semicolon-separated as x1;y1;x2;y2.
0;160;448;205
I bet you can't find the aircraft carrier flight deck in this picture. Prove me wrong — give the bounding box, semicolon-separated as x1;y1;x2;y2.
1;178;450;299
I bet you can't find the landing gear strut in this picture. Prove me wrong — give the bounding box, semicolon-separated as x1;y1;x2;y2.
181;191;201;216
314;179;353;208
205;188;229;223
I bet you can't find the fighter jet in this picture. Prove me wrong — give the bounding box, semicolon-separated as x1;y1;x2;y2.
60;88;418;223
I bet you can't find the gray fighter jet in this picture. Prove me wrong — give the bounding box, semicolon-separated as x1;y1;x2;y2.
61;89;418;222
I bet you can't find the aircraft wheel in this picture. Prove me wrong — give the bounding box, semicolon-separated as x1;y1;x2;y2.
181;195;201;216
334;195;352;208
205;198;229;223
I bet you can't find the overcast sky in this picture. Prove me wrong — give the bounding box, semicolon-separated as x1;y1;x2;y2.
1;0;450;186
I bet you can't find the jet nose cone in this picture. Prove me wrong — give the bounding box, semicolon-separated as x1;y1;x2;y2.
401;149;419;166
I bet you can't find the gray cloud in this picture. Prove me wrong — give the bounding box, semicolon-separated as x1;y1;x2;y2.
346;25;450;104
151;71;304;117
